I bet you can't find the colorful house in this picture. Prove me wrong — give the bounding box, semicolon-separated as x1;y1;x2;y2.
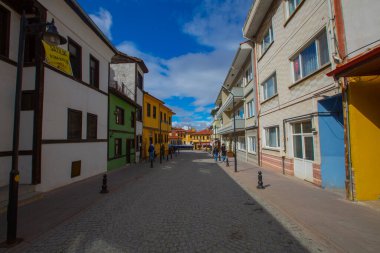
191;129;212;149
108;86;137;170
142;92;174;159
327;1;380;200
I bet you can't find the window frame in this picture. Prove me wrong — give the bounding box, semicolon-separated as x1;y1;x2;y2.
261;25;274;56
114;138;122;157
153;106;157;119
147;103;151;117
115;106;124;125
21;90;35;111
137;72;143;90
291;29;330;83
238;136;246;151
86;113;97;140
246;99;255;118
67;108;82;140
286;0;302;19
264;126;280;149
245;65;253;86
89;55;99;88
261;73;278;102
68;38;82;80
0;5;10;58
247;136;257;154
131;111;135;128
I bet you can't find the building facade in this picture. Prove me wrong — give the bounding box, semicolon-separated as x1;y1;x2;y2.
190;129;212;150
214;41;259;165
242;0;344;187
327;0;380;200
0;0;116;191
110;52;148;163
107;88;136;170
142;92;174;159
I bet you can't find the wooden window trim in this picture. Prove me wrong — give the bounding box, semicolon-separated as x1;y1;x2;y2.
114;138;122;157
67;108;82;140
115;106;124;125
89;54;99;88
68;37;82;81
0;5;10;58
86;113;97;140
21;90;35;111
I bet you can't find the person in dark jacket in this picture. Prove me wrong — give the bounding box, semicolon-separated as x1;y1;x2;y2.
221;143;227;162
213;146;219;161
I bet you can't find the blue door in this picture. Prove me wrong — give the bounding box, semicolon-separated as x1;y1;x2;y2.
318;95;345;189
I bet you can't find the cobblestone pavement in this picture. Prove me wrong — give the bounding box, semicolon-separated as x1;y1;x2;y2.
19;151;309;252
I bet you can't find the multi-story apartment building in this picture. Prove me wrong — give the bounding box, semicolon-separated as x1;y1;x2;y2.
0;0;117;191
243;0;345;188
327;0;380;200
214;41;259;165
142;92;174;159
110;52;148;163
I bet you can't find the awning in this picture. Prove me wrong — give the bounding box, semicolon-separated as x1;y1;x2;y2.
327;45;380;78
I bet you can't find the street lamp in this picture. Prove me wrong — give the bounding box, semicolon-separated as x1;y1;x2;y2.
6;12;67;246
221;85;237;173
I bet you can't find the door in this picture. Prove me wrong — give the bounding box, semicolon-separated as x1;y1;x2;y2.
292;121;314;182
126;139;131;163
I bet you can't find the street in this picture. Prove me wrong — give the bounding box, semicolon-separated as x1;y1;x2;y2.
10;151;311;253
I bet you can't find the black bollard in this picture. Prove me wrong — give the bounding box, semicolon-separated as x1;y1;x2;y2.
100;174;109;193
226;157;229;167
257;171;265;189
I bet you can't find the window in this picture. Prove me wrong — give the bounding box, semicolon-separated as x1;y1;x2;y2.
89;55;99;88
0;5;10;57
115;107;124;125
247;136;257;154
68;38;82;79
292;121;314;160
147;103;151;117
164;113;167;123
261;74;277;101
24;17;39;63
131;111;135;128
153;106;156;118
246;100;255;118
137;72;143;89
238;136;246;151
114;138;122;157
287;0;302;18
261;25;274;55
160;112;162;122
87;113;97;139
292;30;329;82
21;91;35;111
136;108;142;121
68;109;82;139
245;65;253;85
235;105;244;119
264;126;280;148
169;116;171;125
154;133;158;144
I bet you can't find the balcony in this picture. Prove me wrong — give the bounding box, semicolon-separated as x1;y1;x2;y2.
215;87;244;119
216;118;245;135
109;81;135;100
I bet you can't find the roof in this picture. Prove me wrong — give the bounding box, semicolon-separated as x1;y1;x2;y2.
143;92;175;115
112;51;149;73
194;129;212;135
327;45;380;78
243;0;275;39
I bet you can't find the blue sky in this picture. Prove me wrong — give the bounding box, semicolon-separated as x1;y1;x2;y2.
77;0;253;130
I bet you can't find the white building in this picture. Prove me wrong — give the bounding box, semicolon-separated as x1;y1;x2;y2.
110;52;148;163
0;0;117;191
243;0;344;188
214;41;259;165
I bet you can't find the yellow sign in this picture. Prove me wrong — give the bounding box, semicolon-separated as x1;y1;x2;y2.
42;40;73;76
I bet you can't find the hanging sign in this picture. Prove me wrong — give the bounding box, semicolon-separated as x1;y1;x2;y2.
42;40;73;76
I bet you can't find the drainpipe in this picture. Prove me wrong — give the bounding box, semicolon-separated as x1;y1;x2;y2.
343;79;354;200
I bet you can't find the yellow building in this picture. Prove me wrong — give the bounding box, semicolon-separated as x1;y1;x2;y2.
190;129;212;149
328;46;380;201
142;92;174;159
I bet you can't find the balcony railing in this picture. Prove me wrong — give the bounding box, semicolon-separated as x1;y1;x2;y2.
215;87;244;119
109;81;135;99
216;118;245;135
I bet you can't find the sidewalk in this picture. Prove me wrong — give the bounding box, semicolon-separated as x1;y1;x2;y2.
216;157;380;253
0;161;154;252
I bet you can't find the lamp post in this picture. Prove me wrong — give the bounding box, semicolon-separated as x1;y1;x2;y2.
221;86;237;173
6;12;66;245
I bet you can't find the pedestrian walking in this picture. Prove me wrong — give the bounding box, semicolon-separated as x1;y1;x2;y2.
149;142;155;162
213;146;219;162
221;143;227;162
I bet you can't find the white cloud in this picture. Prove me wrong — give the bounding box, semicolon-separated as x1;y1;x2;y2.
116;0;251;126
89;8;113;40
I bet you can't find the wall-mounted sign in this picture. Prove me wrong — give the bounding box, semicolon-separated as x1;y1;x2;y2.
42;40;72;76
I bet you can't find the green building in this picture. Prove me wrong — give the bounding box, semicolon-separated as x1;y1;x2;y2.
108;86;137;171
